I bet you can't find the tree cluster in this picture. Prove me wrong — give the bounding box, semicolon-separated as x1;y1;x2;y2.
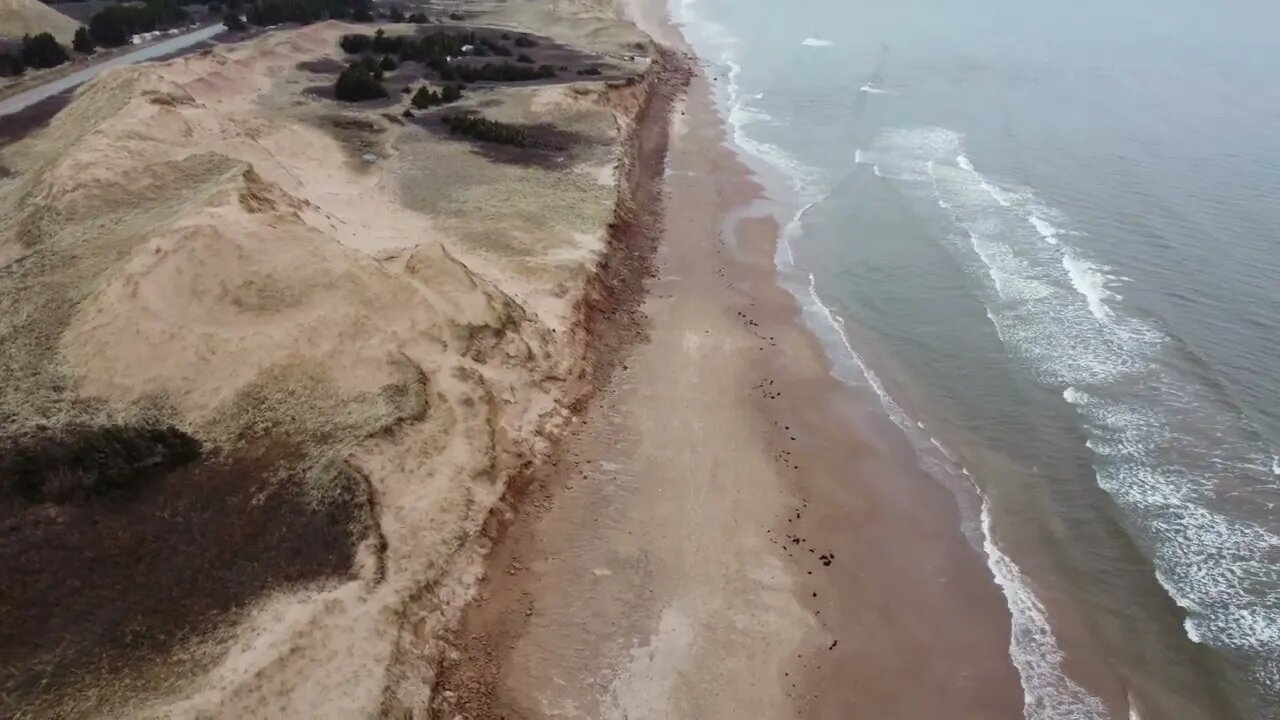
73;26;95;54
339;31;555;84
441;113;528;147
241;0;372;27
1;424;201;505
88;0;190;48
20;32;70;69
440;61;556;83
223;10;248;31
334;62;387;101
0;53;25;77
410;82;462;109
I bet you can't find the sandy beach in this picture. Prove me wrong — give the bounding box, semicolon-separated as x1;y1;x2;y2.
433;0;1030;717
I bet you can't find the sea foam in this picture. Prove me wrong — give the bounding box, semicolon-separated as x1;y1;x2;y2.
868;125;1280;703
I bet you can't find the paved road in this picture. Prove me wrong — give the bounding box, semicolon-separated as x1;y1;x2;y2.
0;25;225;118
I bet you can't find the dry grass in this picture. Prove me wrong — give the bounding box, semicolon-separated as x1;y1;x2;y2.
0;0;79;42
0;14;650;716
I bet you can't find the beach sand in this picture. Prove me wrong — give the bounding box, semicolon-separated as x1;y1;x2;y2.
432;1;1028;718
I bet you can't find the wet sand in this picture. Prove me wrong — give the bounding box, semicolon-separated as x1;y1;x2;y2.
432;1;1029;716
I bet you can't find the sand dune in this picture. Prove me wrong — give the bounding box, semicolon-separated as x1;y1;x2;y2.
0;0;79;42
0;16;660;718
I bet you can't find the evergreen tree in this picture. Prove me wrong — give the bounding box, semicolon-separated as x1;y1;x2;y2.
20;33;70;69
223;10;247;30
0;53;26;77
72;27;95;54
334;64;387;101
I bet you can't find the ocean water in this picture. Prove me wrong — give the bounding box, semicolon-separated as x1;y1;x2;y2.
672;0;1280;717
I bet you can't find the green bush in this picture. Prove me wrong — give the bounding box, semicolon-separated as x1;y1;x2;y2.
21;32;70;69
72;26;95;54
411;82;461;108
223;10;247;30
89;0;190;48
1;425;202;504
442;113;528;147
0;52;26;77
334;64;387;101
378;54;397;71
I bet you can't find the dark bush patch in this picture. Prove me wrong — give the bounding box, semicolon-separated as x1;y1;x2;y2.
0;441;367;715
515;52;533;64
1;425;201;504
513;35;537;48
72;26;95;54
0;52;25;77
442;113;528;147
577;67;602;76
89;0;189;48
20;32;69;70
334;63;387;101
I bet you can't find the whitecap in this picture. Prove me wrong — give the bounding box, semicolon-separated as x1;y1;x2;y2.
982;500;1110;719
1030;216;1062;245
859;83;894;94
1061;251;1119;322
801;37;833;47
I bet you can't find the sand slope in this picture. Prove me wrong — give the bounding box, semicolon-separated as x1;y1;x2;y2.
0;0;79;42
0;18;654;717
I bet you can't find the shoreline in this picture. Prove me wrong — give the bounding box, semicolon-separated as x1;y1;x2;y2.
431;0;1029;716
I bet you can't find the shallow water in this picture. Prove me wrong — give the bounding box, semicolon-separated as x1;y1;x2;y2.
673;0;1280;716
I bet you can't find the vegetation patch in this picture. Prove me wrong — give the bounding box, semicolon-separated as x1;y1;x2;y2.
1;424;201;504
334;62;388;102
442;113;529;148
411;83;462;109
339;29;558;84
0;439;368;717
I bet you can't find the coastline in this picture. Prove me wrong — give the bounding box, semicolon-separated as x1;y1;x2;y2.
433;0;1029;716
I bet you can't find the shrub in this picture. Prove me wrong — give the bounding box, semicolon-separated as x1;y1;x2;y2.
21;32;69;69
407;12;428;23
387;4;403;22
439;60;554;83
1;425;202;504
411;82;461;108
442;113;528;147
72;26;95;54
411;85;440;108
340;33;372;54
513;35;536;48
378;54;397;71
334;63;387;101
0;52;25;77
223;10;247;30
515;52;533;64
577;67;602;76
89;0;190;48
